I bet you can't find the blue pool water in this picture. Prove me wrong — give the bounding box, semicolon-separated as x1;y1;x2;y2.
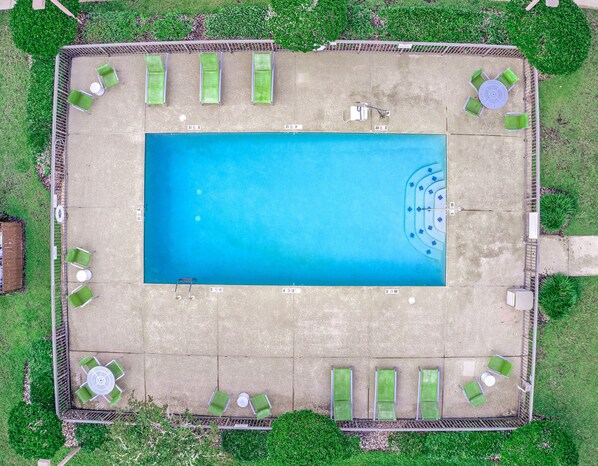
144;133;446;286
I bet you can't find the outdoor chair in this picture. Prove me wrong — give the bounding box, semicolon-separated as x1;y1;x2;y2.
106;359;125;381
67;89;94;113
67;285;94;308
249;393;272;420
75;384;96;405
417;368;441;420
470;68;489;91
487;354;514;378
252;52;274;105
145;54;168;105
496;67;519;91
79;356;100;374
504;112;529;131
106;385;123;406
373;368;397;421
464;96;484;117
200;52;222;105
208;389;230;417
331;367;353;421
65;247;92;269
461;381;487;407
96;63;120;89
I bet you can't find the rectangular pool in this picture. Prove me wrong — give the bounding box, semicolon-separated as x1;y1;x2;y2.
144;133;446;286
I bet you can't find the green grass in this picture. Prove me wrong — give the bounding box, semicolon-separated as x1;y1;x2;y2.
538;9;598;236
84;0;270;15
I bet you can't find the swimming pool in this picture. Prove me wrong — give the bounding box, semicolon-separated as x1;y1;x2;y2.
144;133;446;286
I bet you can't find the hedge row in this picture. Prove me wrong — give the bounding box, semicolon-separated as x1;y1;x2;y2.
205;5;271;39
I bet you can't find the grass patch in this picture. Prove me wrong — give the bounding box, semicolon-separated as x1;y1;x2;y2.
221;429;269;462
88;0;271;15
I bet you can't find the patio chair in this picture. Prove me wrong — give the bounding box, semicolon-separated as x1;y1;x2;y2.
417;368;441;420
200;52;222;105
252;52;274;105
487;354;513;378
106;385;123;406
145;54;168;105
75;384;96;404
79;356;100;374
460;380;487;407
470;68;489;91
65;247;92;269
496;67;519;91
249;393;272;420
67;285;94;308
504;112;529;131
67;89;94;113
208;389;230;417
331;367;353;421
373;368;397;421
106;359;125;381
464;96;484;117
96;63;120;89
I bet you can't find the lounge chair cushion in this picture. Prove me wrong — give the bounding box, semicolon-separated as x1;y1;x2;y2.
464;381;486;407
68;286;93;308
251;394;271;420
333;368;352;421
107;360;125;380
200;54;220;104
334;400;352;421
75;385;95;404
488;356;513;377
66;248;91;267
208;390;229;417
376;369;396;420
421;401;440;420
97;64;119;89
464;96;483;117
253;53;272;104
67;90;93;111
377;401;396;421
145;56;165;105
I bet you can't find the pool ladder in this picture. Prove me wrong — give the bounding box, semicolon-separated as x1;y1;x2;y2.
175;277;198;300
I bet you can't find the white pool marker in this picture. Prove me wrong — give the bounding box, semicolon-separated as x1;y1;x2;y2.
385;289;399;295
374;125;388;131
408;296;416;305
179;114;187;122
136;208;142;222
210;287;224;293
195;215;201;222
282;288;301;294
284;124;303;130
187;124;201;131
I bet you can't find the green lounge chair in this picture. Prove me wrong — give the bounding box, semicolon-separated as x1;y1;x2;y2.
488;354;513;378
68;285;94;308
331;367;353;421
252;52;274;105
79;356;100;374
470;68;489;92
96;63;120;89
461;381;486;407
250;393;272;420
67;89;94;113
107;359;125;381
145;54;168;105
200;53;222;105
75;384;97;404
373;368;397;421
65;247;92;269
504;112;529;131
417;368;440;420
106;385;122;406
496;68;519;91
208;389;230;417
464;96;484;117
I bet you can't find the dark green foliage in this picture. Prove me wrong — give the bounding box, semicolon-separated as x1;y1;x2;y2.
75;423;109;452
267;410;358;465
28;338;55;409
502;420;578;465
540;192;577;233
8;402;65;459
388;432;427;456
204;6;271;39
26;58;55;160
83;11;148;44
505;0;591;75
271;0;348;52
221;429;269;462
151;13;193;41
9;0;79;56
344;4;380;40
539;274;581;319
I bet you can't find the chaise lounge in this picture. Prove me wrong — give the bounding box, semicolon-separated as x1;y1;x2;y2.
331;367;353;421
200;52;222;105
145;54;168;105
373;368;397;421
417;367;441;420
252;52;274;105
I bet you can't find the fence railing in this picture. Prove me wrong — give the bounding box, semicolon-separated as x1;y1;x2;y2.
51;39;537;430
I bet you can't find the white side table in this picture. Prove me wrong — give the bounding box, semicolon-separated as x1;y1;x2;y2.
237;392;249;408
90;82;105;96
481;372;496;387
76;269;92;282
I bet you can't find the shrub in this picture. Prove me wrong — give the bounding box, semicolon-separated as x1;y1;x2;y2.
151;14;193;42
541;192;577;233
26;58;55;159
205;6;271;39
267;410;358;465
343;4;380;41
539;274;581;319
221;429;269;462
28;338;55;409
10;0;79;56
75;423;108;452
83;11;147;44
502;420;578;465
8;402;65;459
505;0;591;75
271;0;348;52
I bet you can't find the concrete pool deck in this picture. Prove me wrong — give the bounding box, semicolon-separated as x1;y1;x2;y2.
65;51;527;420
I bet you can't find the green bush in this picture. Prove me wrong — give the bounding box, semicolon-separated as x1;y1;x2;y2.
8;402;65;459
75;423;109;452
271;0;348;52
267;410;358;465
28;338;55;409
343;4;380;40
502;420;578;465
505;0;591;75
83;11;147;44
204;6;271;39
221;429;269;462
26;58;55;160
540;192;577;233
539;274;581;319
10;0;79;57
151;13;193;41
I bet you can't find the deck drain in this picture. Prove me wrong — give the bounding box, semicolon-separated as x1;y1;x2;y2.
282;287;301;294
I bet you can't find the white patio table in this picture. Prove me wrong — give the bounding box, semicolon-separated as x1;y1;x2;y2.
478;79;508;110
87;366;115;396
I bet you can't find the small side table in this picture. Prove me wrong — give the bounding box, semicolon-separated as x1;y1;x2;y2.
237;392;249;408
76;269;92;282
481;372;496;387
90;82;105;96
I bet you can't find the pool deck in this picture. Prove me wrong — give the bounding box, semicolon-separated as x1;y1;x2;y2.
66;51;526;421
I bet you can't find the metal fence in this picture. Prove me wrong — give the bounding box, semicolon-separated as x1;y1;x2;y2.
51;39;538;430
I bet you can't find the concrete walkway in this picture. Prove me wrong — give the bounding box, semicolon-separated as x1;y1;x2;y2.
539;236;598;276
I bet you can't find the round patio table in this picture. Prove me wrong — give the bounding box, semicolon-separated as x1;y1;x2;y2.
87;366;115;396
90;81;105;97
478;79;508;110
481;372;496;387
237;392;249;408
76;269;92;282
